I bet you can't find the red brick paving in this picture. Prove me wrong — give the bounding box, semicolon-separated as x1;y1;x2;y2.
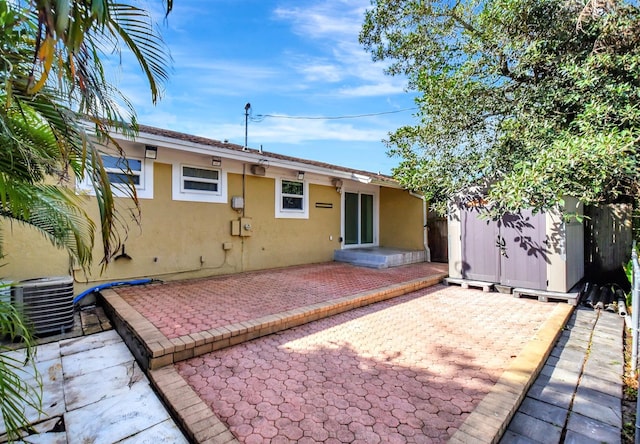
176;284;558;443
118;262;447;340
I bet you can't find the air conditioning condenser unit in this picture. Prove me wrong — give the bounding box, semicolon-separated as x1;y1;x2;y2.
11;276;75;336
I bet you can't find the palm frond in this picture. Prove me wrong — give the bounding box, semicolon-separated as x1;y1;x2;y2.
0;300;41;442
105;3;172;104
0;177;95;268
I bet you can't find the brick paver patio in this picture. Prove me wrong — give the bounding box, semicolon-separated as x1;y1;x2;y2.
118;262;448;339
175;284;559;443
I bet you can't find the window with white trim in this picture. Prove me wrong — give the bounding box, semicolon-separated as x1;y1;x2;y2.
181;165;221;195
281;180;303;210
171;162;227;203
103;155;142;187
275;178;309;219
77;153;153;199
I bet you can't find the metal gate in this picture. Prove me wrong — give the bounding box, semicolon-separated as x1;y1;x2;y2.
461;208;548;290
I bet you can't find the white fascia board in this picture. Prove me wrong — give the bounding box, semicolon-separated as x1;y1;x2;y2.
131;130;383;184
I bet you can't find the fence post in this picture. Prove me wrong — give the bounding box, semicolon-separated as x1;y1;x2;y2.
633;245;639;373
632;243;640;444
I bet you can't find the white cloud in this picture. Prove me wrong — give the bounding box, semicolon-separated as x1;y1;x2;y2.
292;59;343;83
338;82;407;97
272;0;408;98
273;0;367;40
196;117;385;145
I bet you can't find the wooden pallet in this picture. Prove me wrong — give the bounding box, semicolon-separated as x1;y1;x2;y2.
512;288;580;305
443;277;494;293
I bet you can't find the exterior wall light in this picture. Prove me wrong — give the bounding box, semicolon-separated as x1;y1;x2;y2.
144;145;158;159
297;171;305;180
212;156;222;167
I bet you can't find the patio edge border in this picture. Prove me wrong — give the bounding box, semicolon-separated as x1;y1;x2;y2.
447;302;575;443
149;365;239;444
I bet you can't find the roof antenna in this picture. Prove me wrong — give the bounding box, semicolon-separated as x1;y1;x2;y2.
243;102;251;151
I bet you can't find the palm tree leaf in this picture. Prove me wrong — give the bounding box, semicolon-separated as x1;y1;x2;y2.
0;177;95;268
0;300;41;442
105;3;172;104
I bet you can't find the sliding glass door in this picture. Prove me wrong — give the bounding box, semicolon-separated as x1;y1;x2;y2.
344;192;374;246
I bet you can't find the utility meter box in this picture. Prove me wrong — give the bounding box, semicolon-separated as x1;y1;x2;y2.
231;217;253;236
240;217;253;237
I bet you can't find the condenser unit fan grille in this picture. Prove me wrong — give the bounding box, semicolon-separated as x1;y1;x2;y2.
12;276;75;336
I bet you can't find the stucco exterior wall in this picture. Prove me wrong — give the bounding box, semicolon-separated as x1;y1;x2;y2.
75;165;345;286
379;187;425;250
242;176;341;271
3;223;70;281
2;162;347;292
2;135;426;294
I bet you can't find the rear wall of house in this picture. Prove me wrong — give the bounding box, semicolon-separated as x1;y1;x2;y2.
379;187;425;250
2;161;344;292
3;152;427;293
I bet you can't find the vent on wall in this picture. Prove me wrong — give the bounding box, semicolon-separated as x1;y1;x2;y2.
11;276;75;336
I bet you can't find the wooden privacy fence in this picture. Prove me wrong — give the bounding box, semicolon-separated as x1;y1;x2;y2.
584;204;633;272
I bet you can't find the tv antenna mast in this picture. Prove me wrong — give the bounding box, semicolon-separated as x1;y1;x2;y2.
244;102;251;150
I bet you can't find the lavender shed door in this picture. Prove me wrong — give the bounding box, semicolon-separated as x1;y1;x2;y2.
461;209;500;283
499;210;548;290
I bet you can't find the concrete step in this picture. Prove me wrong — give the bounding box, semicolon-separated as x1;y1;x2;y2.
334;248;426;268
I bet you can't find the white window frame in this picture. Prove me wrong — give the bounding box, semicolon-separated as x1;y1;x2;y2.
180;164;221;195
172;163;227;203
77;153;153;199
275;177;309;219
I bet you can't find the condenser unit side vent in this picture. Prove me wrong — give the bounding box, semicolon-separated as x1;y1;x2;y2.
11;276;75;336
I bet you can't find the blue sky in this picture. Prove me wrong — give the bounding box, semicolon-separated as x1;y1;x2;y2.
116;0;418;175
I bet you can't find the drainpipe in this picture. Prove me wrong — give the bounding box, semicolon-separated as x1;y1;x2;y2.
409;191;431;262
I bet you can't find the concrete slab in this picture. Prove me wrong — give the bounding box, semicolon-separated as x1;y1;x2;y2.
572;386;622;428
63;360;147;410
60;340;133;378
0;328;188;443
501;307;624;443
566;411;621;444
499;430;541;443
64;381;178;444
579;373;623;399
506;412;563;443
517;397;568;428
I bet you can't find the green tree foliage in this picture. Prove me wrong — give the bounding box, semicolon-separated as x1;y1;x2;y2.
0;296;40;442
0;0;172;439
0;0;172;268
360;0;640;215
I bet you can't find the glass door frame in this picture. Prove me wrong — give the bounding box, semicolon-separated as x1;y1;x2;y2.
340;186;379;249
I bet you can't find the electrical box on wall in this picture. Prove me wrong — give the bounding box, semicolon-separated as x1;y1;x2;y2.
231;196;244;210
240;217;252;237
231;218;253;236
231;220;240;236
